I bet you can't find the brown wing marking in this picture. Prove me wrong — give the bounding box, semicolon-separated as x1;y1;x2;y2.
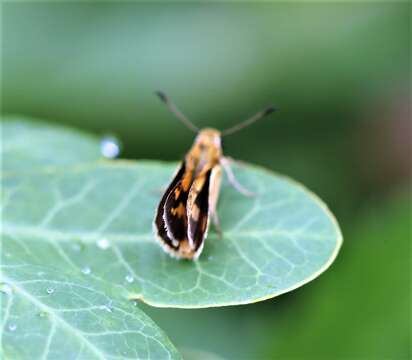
163;177;191;245
154;162;186;250
187;169;212;253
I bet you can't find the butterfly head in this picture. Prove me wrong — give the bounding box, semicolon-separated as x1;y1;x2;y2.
195;128;222;149
189;128;222;168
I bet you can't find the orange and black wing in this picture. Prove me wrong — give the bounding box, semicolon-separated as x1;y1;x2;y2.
187;169;212;255
154;162;187;253
163;177;191;245
154;162;214;259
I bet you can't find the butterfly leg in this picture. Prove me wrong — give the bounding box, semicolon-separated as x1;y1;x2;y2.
208;165;223;238
222;156;249;169
220;157;255;197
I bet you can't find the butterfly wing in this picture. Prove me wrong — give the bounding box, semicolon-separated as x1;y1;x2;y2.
186;169;214;258
154;162;220;260
154;161;198;259
154;162;186;253
163;178;191;246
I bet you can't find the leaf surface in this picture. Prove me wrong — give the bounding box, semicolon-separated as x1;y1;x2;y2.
2;116;102;173
4;161;342;308
1;118;180;359
1;264;179;360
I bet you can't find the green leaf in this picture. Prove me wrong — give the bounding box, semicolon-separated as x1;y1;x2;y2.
1;117;342;356
1;116;102;173
1;118;180;359
1;266;180;360
3;161;342;308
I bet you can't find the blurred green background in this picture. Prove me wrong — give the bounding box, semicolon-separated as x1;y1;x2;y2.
2;2;411;359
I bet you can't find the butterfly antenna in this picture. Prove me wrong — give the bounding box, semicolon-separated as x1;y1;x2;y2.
221;106;276;136
155;91;199;133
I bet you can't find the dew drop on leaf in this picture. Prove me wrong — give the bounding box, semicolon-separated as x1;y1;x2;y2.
71;243;82;252
100;136;121;159
0;283;13;296
46;287;54;294
125;275;134;283
81;266;91;275
8;323;17;332
97;238;110;250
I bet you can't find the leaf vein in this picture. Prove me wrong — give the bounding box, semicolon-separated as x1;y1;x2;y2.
1;274;107;360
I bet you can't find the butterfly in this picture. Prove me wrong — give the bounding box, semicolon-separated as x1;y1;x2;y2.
153;91;275;260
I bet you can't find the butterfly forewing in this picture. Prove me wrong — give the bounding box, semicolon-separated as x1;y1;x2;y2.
163;179;190;245
187;170;212;252
154;163;186;251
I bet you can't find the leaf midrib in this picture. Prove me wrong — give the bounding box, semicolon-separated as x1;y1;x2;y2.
3;224;332;244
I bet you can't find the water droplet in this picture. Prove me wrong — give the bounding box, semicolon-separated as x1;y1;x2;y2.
96;238;110;250
81;266;91;275
208;256;214;261
100;136;121;159
132;300;138;307
8;323;17;332
38;311;48;318
71;243;81;252
46;287;54;294
125;275;134;283
0;283;13;296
